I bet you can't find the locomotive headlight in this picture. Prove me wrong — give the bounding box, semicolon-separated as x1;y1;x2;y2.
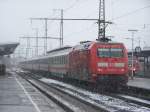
115;63;125;67
97;62;108;67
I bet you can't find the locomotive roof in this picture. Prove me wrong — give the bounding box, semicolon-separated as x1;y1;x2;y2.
96;41;123;44
72;41;124;51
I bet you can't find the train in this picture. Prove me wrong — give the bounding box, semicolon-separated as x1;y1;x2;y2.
20;41;129;86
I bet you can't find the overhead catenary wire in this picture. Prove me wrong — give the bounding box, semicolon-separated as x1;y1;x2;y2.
64;23;96;39
63;0;91;12
64;0;79;12
111;4;150;21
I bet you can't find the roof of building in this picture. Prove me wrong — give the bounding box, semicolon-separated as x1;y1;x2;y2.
0;42;19;56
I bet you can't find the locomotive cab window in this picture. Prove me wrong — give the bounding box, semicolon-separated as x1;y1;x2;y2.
97;48;110;57
97;48;124;58
110;48;124;58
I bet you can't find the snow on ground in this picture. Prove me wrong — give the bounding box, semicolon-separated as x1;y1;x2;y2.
40;78;150;112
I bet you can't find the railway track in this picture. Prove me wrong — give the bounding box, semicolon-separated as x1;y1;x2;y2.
16;70;150;112
17;71;110;112
29;71;150;102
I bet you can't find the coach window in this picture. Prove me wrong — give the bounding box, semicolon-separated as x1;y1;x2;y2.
54;57;55;64
63;56;65;64
61;56;62;64
57;57;59;64
57;56;60;64
51;58;54;64
51;58;53;64
65;56;67;64
49;58;50;64
49;58;51;64
52;57;54;64
62;56;64;64
59;56;61;64
57;56;59;64
55;57;57;64
53;57;55;64
66;56;68;63
61;56;63;64
64;56;66;64
55;57;56;64
64;56;65;64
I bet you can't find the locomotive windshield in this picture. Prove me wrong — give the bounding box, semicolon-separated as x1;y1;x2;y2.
97;48;124;58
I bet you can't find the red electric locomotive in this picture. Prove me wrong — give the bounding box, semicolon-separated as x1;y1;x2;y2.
68;41;128;85
20;41;128;86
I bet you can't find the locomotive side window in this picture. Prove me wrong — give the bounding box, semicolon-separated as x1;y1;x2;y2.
110;48;124;58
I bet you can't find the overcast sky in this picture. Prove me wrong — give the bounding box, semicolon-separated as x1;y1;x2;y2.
0;0;150;56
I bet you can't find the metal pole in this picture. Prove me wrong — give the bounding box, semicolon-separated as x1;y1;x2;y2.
98;0;106;40
59;9;64;47
131;36;134;80
32;28;39;56
36;29;38;56
26;37;30;58
18;38;21;58
45;19;48;55
128;29;138;80
60;12;62;47
61;9;64;47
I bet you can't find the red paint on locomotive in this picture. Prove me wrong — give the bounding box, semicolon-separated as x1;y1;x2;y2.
68;41;128;84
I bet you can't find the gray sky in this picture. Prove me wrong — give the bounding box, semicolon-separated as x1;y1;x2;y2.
0;0;150;56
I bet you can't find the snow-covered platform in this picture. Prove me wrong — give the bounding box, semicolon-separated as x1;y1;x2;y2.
0;72;65;112
128;77;150;90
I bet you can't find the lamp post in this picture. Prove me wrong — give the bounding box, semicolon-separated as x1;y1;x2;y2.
127;29;138;80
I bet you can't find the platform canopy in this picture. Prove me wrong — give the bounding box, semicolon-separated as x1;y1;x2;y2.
0;42;19;56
